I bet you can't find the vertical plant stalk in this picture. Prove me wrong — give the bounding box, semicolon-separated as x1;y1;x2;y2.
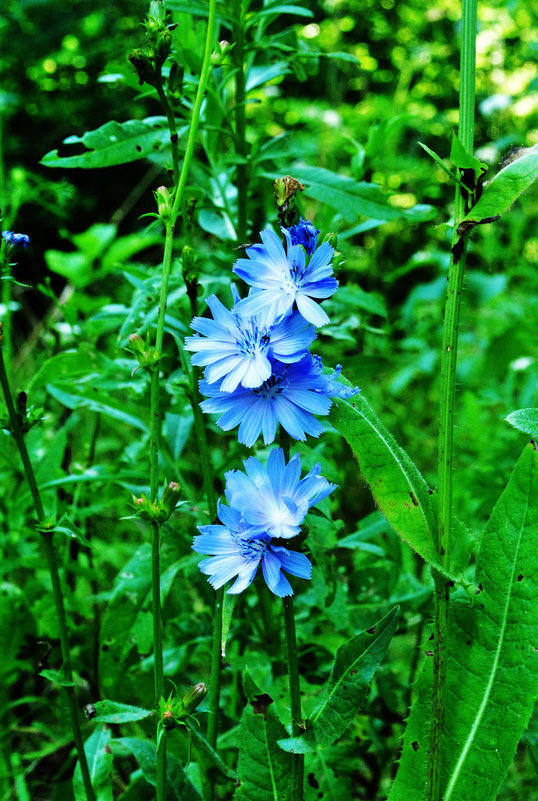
429;1;477;799
232;0;248;242
0;334;96;801
147;2;218;797
282;596;304;801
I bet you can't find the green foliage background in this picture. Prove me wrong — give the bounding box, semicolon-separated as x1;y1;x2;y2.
0;0;537;799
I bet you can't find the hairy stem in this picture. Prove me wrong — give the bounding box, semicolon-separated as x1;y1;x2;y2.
282;596;304;801
429;1;477;799
0;336;95;801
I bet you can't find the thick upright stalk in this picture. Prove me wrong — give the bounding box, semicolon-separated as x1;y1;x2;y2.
232;0;248;242
429;2;477;799
282;596;304;801
0;337;95;801
148;4;218;798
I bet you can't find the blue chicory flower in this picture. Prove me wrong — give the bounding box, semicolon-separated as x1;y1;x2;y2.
224;447;336;540
2;231;30;249
198;351;349;447
233;228;338;328
193;499;312;596
185;288;315;392
286;217;319;256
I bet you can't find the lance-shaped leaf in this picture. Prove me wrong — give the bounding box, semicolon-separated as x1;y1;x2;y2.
117;737;201;801
278;607;399;754
234;671;293;801
73;726;113;801
89;700;153;724
41;117;172;169
505;408;538;439
389;442;538;801
458;144;538;229
267;166;435;223
329;395;453;578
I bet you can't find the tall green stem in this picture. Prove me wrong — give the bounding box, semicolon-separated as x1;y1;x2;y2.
0;334;95;801
147;3;218;798
429;2;477;799
282;596;304;801
232;0;248;242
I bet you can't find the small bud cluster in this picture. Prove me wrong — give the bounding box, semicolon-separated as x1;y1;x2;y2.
133;481;183;524
158;683;208;730
0;388;43;436
128;0;179;89
127;333;160;373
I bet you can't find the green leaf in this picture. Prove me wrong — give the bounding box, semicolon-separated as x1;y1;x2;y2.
505;408;538;439
52;517;92;548
184;720;237;782
390;442;538;801
221;593;238;658
39;669;75;687
450;133;488;181
267;166;435;222
41;118;171;169
117;737;201;801
460;144;538;224
418;141;459;184
234;670;293;801
328;395;452;578
90;700;153;724
278;607;399;753
46;384;149;433
73;726;113;801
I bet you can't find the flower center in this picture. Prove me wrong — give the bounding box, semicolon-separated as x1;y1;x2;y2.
236;535;268;560
253;372;289;398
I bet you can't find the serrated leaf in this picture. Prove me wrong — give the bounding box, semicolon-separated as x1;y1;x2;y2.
234;670;293;801
266;166;435;222
39;669;75;687
41;118;171;169
278;607;399;753
328;395;453;579
505;408;538;439
73;726;113;801
91;700;153;724
460;144;538;224
117;737;201;801
390;442;538;801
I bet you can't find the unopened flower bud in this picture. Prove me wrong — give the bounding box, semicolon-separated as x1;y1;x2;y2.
160;481;182;519
168;61;184;96
128;49;156;86
323;232;337;249
211;40;232;66
148;0;166;26
182;683;207;715
155;186;172;220
154;29;172;67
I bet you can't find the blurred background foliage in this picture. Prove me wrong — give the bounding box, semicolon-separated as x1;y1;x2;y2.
0;0;537;799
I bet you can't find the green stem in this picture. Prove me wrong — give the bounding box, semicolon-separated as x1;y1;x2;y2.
147;5;218;798
429;2;476;800
282;596;304;801
0;337;95;801
207;586;223;751
232;0;248;242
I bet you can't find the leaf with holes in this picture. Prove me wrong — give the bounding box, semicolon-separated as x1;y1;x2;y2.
234;671;292;801
279;607;399;753
389;442;538;801
41;117;172;169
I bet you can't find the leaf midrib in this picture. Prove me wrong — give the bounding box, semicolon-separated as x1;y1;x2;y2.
443;496;529;801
